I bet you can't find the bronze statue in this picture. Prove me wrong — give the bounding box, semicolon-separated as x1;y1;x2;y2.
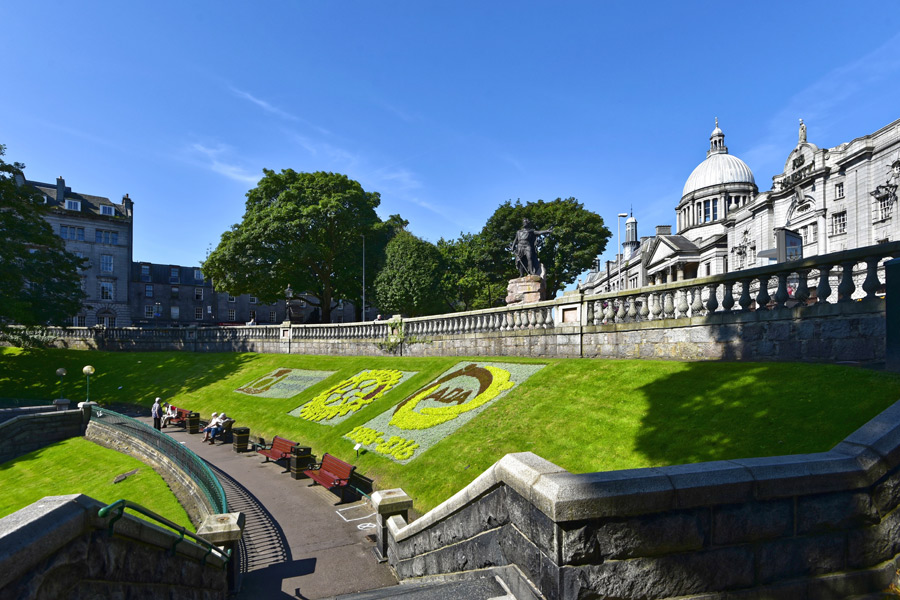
511;218;552;278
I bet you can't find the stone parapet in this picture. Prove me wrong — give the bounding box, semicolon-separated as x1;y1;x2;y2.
384;397;900;599
0;409;85;465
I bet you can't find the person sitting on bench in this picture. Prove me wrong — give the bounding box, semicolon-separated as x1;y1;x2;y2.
202;412;225;443
161;403;178;428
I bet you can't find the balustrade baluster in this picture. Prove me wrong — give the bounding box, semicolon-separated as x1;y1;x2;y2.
817;266;833;303
585;301;594;325
690;287;704;316
862;257;882;301
627;297;638;321
639;295;650;321
756;275;771;310
838;261;856;302
706;284;719;314
602;301;613;323
773;272;790;309
738;279;752;311
615;299;626;322
544;307;554;328
651;293;662;320
663;293;675;319
534;309;545;328
676;290;689;319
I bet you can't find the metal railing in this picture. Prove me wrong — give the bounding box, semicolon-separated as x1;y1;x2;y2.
90;406;227;514
98;499;230;567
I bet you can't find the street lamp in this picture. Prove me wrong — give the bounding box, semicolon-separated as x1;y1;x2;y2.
617;213;628;291
285;284;294;323
56;367;66;399
82;365;95;402
361;234;366;323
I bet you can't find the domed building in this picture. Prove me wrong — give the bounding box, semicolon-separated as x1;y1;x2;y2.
580;116;900;296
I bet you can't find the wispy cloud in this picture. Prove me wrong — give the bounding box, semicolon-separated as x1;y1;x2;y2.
500;153;525;174
189;142;259;184
229;85;331;135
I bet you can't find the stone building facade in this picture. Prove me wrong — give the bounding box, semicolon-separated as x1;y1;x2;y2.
24;177;134;327
582;117;900;294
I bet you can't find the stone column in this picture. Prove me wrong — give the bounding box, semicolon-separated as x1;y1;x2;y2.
371;489;412;563
197;512;246;592
676;262;685;282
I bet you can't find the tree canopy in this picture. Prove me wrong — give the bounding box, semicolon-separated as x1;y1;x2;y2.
0;144;85;342
374;230;446;317
203;170;399;323
437;232;506;311
480;198;610;296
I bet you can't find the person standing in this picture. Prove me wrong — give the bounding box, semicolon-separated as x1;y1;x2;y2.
151;397;163;430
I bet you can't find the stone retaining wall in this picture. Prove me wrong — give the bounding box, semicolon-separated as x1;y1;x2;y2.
382;398;900;599
85;420;217;526
0;494;228;600
0;408;86;465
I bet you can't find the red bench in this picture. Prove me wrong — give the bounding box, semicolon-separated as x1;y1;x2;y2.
304;453;356;501
164;407;191;428
257;435;297;466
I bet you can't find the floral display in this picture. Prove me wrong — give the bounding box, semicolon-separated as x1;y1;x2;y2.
235;368;336;398
289;369;416;425
345;362;543;463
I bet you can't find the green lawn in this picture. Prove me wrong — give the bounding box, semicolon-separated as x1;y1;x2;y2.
3;347;900;512
0;437;194;531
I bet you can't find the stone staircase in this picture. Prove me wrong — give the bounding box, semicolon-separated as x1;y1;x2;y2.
330;566;542;600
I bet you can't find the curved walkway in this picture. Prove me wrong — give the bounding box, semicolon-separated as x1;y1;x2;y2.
138;418;398;599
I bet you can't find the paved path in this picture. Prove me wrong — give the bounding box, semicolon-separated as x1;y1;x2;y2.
137;418;398;599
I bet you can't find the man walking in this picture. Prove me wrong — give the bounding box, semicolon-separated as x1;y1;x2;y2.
151;397;163;430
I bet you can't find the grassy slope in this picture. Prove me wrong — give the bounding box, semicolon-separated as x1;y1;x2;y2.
3;347;900;512
0;437;194;531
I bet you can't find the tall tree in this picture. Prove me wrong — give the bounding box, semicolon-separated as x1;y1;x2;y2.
0;144;85;342
437;233;506;311
480;198;610;296
203;170;391;323
374;231;446;317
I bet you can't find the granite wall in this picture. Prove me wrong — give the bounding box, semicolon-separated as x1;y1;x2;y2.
0;408;87;465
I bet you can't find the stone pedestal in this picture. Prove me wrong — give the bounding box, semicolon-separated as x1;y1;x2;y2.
371;489;412;562
53;398;70;411
197;512;246;592
506;275;546;305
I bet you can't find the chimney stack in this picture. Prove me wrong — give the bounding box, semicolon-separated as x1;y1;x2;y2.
56;177;66;203
655;225;672;236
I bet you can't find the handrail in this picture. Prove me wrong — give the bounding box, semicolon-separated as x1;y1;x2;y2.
98;499;230;567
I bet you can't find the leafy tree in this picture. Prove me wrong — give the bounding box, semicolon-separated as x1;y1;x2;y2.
437;233;506;311
374;231;446;317
203;170;396;323
0;144;86;343
480;198;610;296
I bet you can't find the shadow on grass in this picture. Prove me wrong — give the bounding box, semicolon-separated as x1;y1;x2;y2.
0;349;258;409
632;361;900;467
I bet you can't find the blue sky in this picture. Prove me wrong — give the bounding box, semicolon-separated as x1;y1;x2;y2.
4;1;900;287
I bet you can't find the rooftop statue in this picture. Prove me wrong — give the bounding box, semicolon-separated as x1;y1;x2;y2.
511;218;553;278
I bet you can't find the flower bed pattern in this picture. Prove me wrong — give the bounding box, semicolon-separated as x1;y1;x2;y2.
236;368;336;398
345;362;543;463
289;369;417;425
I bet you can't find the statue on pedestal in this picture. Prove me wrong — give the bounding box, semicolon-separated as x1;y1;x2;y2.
511;218;553;278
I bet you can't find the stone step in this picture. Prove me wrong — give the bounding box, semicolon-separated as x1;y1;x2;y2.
330;575;513;600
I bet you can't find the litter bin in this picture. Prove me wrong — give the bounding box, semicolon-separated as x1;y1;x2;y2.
232;427;251;453
187;412;200;434
290;446;314;479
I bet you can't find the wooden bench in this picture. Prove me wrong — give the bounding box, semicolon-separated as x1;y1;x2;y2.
304;453;356;501
165;407;191;428
209;419;235;444
257;435;297;467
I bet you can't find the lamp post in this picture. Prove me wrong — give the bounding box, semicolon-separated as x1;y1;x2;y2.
82;365;95;402
285;284;294;323
361;234;366;323
56;367;66;399
617;213;628;291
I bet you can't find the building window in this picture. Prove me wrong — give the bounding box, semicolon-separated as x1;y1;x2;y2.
269;310;277;322
703;200;711;222
249;296;257;304
228;309;236;321
228;295;236;303
878;197;893;221
100;254;113;273
60;225;85;241
73;315;86;327
171;286;179;298
144;305;154;319
145;284;153;297
712;199;718;221
705;262;711;276
100;205;115;216
249;310;257;321
835;182;844;198
140;264;151;281
800;223;818;245
629;276;638;288
831;211;847;235
66;199;81;211
169;267;179;283
195;307;203;320
100;282;113;300
194;287;203;300
171;306;180;319
194;269;203;281
95;230;118;245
